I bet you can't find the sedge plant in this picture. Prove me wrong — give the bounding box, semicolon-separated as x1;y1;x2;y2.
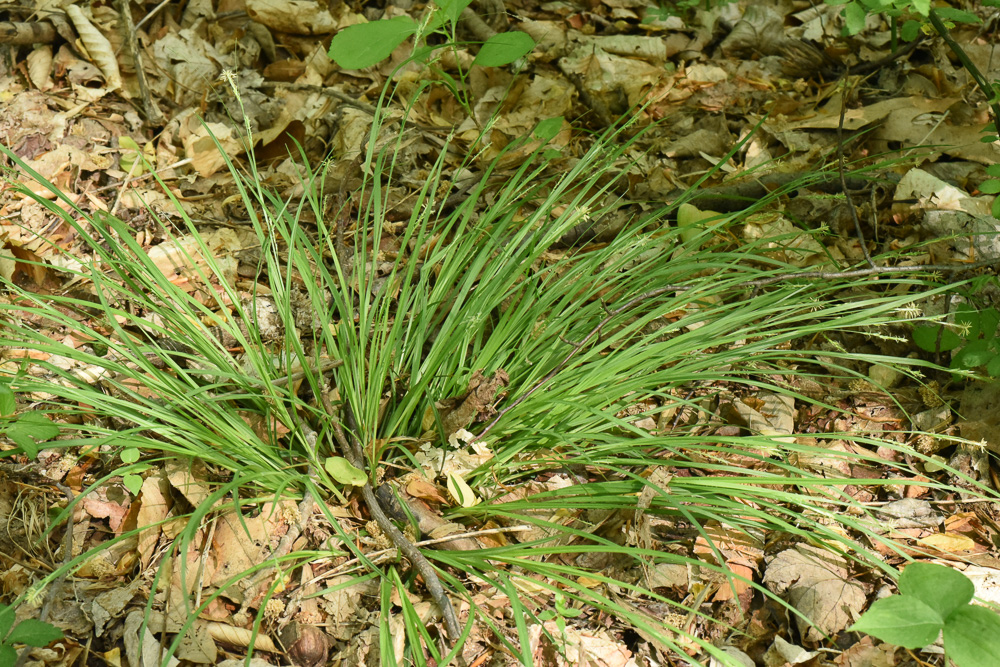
1;87;997;666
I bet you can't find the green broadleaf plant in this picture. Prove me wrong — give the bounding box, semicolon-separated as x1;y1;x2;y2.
328;0;535;117
982;164;1000;218
471;31;534;67
825;1;1000;204
328;5;535;71
850;562;1000;667
0;373;59;458
327;16;419;70
5;412;60;457
325;456;368;486
327;0;536;118
827;0;978;37
912;284;1000;378
0;603;63;664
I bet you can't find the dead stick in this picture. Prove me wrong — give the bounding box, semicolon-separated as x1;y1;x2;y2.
835;70;876;269
0;21;56;45
326;394;464;645
115;0;162;124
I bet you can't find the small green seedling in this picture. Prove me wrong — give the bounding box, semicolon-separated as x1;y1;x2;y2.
0;375;60;459
980;148;1000;218
912;287;1000;378
328;0;534;71
850;562;1000;667
0;603;63;664
827;0;981;40
327;0;535;116
537;592;584;656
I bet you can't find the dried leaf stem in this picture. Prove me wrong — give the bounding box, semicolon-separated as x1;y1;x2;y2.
835;68;877;270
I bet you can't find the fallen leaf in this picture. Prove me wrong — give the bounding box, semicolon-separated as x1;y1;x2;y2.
762;544;866;642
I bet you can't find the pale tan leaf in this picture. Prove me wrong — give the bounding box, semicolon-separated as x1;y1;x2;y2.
65;5;122;91
26;46;53;91
245;0;337;35
762;545;866;641
918;532;976;554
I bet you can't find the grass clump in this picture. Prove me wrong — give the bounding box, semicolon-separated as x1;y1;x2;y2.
0;105;993;666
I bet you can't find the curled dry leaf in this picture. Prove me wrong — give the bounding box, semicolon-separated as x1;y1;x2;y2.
719;4;785;58
65;4;123;91
26;46;53;91
148;609;279;653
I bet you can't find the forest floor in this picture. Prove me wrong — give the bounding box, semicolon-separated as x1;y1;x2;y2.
2;0;1000;666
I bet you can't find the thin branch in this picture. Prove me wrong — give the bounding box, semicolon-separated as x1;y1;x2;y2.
743;259;998;287
0;20;56;45
116;0;162;124
848;34;923;75
91;157;193;194
258;82;381;116
324;392;465;645
835;71;876;269
134;0;172;31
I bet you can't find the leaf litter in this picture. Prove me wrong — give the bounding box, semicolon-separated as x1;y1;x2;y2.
0;0;999;665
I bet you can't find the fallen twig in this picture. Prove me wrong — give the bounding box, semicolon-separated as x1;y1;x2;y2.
324;392;465;645
115;0;162;124
0;20;56;45
835;70;876;269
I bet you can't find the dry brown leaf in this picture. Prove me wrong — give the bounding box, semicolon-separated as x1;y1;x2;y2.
529;620;637;667
26;46;53;91
421;368;509;436
164;458;212;507
245;0;337;35
80;490;130;533
918;532;977;554
762;544;866;642
136;472;173;569
64;4;122;91
833;635;896;667
210;516;272;595
403;474;449;504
